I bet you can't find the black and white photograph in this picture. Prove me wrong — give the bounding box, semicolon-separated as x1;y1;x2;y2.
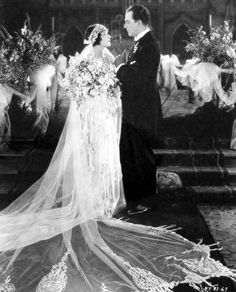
0;0;236;291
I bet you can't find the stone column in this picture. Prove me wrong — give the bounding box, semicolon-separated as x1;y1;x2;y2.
0;0;4;27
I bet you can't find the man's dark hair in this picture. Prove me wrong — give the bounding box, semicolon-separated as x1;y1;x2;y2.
84;24;102;46
126;5;151;26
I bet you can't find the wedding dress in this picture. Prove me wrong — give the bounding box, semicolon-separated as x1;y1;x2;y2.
0;45;235;292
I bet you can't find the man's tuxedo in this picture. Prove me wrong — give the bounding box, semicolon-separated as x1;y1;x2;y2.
117;31;162;202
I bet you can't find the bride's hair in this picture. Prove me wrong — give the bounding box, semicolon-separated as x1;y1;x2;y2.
84;24;102;46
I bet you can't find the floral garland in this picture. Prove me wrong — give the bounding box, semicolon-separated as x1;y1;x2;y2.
185;21;236;68
0;18;57;91
62;53;121;108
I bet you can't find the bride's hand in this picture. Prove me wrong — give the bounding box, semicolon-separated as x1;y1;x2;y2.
114;53;126;67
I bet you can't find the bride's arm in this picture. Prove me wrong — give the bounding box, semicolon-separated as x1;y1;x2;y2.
104;48;115;64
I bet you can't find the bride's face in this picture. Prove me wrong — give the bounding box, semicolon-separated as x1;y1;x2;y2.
100;31;111;48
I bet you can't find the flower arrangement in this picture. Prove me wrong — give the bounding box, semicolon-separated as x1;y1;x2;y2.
185;21;236;68
62;53;121;108
0;17;57;91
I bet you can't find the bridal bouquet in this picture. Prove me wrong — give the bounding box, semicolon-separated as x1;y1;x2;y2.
0;18;57;91
62;53;121;108
185;21;236;68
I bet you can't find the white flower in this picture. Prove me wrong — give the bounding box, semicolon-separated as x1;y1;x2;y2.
61;78;70;89
21;26;27;35
227;48;236;59
210;32;220;41
90;88;97;96
83;73;92;83
88;64;96;72
203;39;210;46
98;76;107;84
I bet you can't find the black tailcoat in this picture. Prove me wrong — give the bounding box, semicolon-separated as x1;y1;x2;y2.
117;31;162;147
117;31;162;202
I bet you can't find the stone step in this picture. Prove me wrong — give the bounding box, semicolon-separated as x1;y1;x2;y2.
154;148;236;188
0;176;18;196
1;142;236;204
154;148;236;166
158;182;236;204
222;150;236;167
30;148;55;162
0;160;28;175
21;149;53;176
156;165;235;186
11;149;54;199
0;148;32;162
185;185;236;204
162;136;231;150
154;149;225;166
0;146;54;202
7;138;35;145
11;181;39;200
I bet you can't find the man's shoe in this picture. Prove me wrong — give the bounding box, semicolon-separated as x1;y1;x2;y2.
127;205;150;215
114;214;130;221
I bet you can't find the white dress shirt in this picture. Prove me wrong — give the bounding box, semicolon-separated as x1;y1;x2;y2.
116;28;150;71
134;28;150;42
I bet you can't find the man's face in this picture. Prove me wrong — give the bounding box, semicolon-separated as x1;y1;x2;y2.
124;11;139;37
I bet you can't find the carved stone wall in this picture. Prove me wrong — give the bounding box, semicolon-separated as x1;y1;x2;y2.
1;0;235;56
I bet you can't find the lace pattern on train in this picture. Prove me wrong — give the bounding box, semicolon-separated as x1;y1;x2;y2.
36;252;69;292
166;242;236;291
0;276;15;292
124;261;175;292
100;241;175;292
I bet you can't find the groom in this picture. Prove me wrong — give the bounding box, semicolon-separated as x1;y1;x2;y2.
117;5;162;212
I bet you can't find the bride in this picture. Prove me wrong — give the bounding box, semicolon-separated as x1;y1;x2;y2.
0;24;235;292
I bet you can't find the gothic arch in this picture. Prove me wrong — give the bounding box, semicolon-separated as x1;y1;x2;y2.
163;13;199;57
171;23;191;63
62;25;84;57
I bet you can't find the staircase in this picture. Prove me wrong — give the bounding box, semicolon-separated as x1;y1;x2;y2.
0;141;54;207
1;137;236;207
155;136;236;204
0;94;68;207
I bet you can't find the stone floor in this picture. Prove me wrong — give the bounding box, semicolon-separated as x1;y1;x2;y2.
161;88;201;118
199;204;236;269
